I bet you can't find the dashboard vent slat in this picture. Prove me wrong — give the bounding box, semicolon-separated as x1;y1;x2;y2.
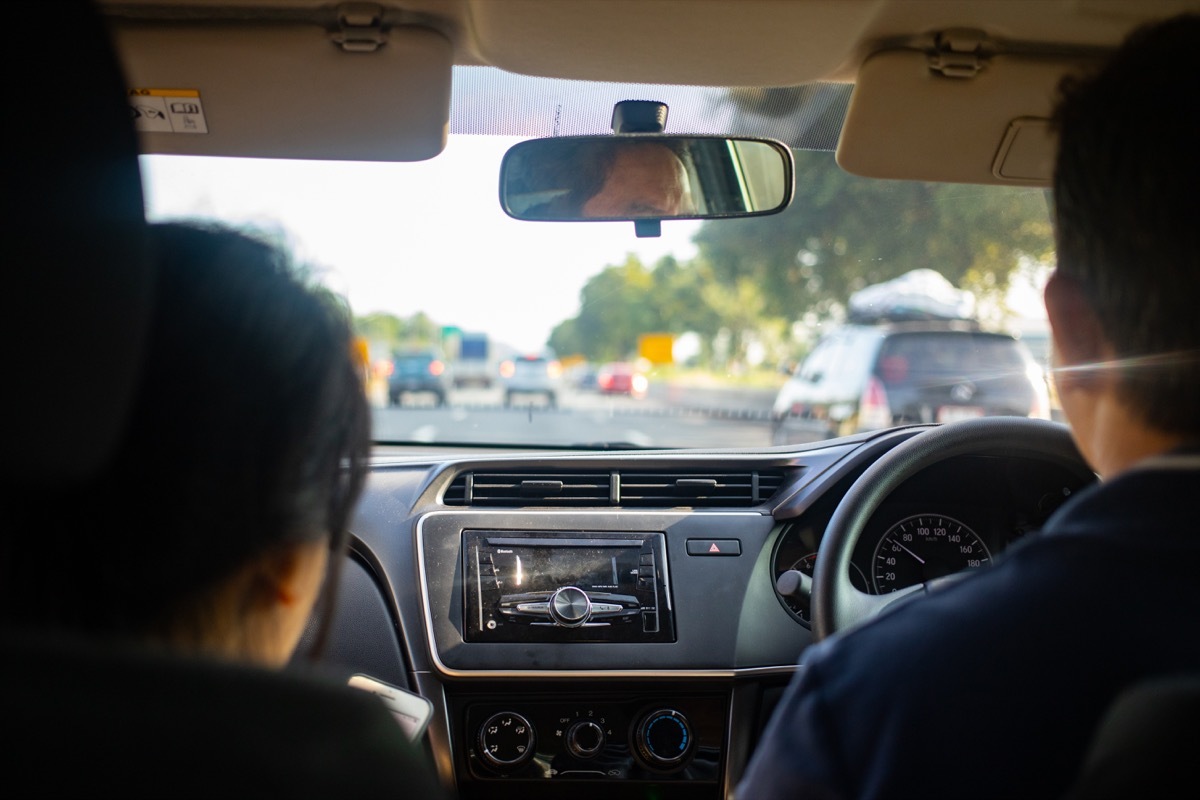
447;472;612;506
444;468;791;508
621;472;757;507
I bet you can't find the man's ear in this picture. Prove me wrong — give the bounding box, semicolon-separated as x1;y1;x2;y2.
1044;271;1109;380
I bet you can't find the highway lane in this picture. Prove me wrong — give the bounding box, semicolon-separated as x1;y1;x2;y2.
371;385;775;449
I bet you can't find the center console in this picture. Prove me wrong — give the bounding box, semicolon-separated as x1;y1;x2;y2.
415;509;783;799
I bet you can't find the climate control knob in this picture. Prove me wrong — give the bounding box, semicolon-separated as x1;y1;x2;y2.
548;586;592;627
634;708;693;770
477;711;535;771
565;719;605;759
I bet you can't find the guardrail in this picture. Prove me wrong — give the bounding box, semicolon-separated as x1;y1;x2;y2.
647;382;778;415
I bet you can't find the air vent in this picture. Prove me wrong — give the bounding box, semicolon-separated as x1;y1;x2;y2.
447;471;613;506
444;468;790;507
620;470;785;507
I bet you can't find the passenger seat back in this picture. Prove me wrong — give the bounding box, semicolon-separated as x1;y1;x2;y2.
3;0;153;485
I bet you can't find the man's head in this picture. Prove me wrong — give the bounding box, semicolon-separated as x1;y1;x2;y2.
581;140;692;218
1045;13;1200;466
519;137;693;219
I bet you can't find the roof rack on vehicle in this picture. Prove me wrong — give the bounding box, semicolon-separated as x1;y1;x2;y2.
847;310;982;327
847;269;977;326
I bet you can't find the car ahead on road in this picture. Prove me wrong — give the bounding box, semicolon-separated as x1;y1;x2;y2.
386;348;450;407
499;353;562;407
31;2;1194;798
596;361;649;398
451;331;494;389
566;361;600;391
771;321;1051;444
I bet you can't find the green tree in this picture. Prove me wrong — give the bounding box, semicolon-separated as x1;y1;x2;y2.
560;254;662;361
550;254;737;364
652;255;722;341
692;149;1054;322
355;311;443;353
547;317;584;360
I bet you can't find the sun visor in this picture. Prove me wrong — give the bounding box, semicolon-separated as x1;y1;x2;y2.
837;47;1100;186
111;22;452;162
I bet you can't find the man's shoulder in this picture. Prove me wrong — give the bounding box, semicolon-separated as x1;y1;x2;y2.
799;447;1200;706
1043;451;1200;540
744;452;1200;800
806;511;1184;686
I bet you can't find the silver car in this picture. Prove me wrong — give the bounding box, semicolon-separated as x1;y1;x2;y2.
501;354;561;408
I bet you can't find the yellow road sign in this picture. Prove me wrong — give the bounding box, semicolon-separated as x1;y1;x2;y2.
638;333;675;365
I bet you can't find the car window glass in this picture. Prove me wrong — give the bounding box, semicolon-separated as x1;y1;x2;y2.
822;333;877;395
143;109;1055;449
796;337;836;382
878;333;1027;385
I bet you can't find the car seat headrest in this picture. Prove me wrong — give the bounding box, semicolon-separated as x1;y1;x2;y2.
2;0;153;485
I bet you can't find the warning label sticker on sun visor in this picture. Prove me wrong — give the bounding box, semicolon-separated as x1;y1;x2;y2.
128;89;208;134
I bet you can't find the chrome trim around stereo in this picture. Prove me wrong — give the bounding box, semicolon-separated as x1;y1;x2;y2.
415;508;780;679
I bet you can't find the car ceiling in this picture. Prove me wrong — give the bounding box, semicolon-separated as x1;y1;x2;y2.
99;0;1198;182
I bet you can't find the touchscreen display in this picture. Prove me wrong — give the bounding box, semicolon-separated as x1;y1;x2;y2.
485;536;642;594
462;530;673;643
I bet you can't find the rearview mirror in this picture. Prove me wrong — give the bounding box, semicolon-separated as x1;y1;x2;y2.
500;135;793;222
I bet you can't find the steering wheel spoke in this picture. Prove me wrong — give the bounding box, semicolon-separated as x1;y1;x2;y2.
873;584;924;614
832;583;923;633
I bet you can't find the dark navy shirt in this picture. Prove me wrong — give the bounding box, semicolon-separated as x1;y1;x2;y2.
736;451;1200;800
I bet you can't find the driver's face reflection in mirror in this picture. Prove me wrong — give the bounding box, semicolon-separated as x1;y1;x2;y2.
579;142;692;218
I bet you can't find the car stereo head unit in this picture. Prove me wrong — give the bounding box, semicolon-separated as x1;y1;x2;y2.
462;530;674;643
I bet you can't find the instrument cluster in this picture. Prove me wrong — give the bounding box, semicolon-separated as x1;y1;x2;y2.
772;453;1092;627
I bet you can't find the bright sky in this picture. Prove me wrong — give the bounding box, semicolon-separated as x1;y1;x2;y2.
141;135;702;354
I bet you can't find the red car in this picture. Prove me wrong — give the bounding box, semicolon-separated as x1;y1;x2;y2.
596;362;649;398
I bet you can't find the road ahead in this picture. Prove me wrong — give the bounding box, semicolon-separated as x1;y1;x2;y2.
371;384;777;449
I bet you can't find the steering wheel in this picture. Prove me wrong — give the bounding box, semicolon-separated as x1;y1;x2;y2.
811;417;1091;641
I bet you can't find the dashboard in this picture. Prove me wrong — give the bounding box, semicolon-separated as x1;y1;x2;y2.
302;422;1095;800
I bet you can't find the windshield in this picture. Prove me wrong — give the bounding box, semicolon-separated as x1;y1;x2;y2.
140;71;1055;451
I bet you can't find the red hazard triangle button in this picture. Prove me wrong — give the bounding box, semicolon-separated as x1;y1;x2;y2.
685;539;742;556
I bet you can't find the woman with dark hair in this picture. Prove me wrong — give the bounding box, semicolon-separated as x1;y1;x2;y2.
2;219;450;798
3;220;371;665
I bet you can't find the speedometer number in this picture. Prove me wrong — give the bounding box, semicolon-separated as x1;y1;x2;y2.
871;515;991;594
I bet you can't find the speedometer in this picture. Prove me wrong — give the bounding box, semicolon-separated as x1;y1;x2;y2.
871;514;991;594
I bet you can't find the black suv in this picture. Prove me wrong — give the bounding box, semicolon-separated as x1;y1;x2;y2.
770;321;1051;445
386;348;451;407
